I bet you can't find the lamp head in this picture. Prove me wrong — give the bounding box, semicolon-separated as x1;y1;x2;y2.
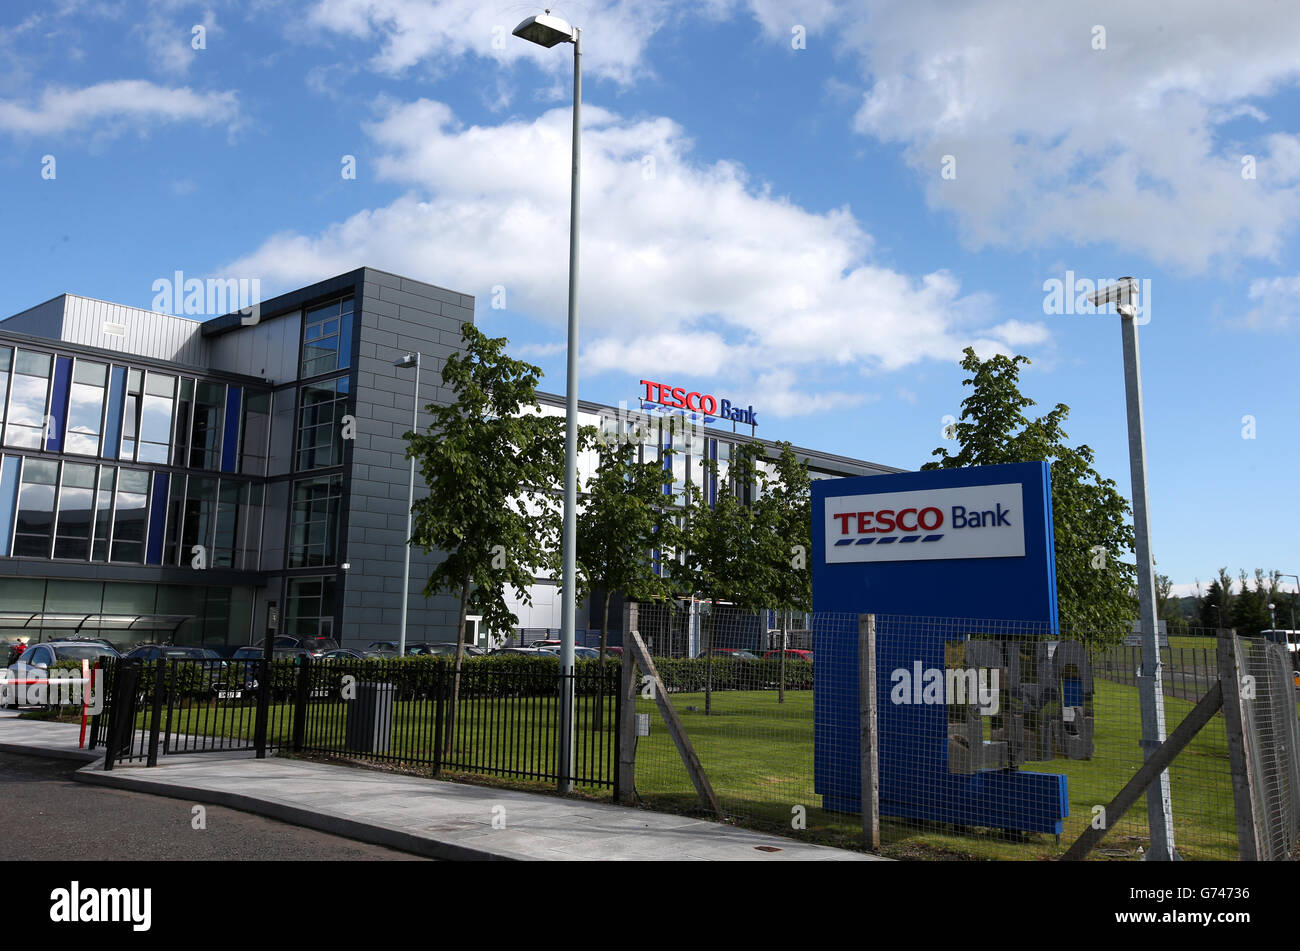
393;353;418;369
513;11;575;47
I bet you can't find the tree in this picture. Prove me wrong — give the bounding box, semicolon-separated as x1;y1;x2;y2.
923;347;1137;640
405;322;566;750
678;440;773;714
752;442;813;702
575;430;679;727
1198;567;1236;630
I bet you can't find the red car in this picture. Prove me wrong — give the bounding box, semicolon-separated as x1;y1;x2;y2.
764;649;813;663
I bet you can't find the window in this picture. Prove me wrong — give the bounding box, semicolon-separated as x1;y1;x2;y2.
172;378;193;466
163;474;187;565
12;459;57;557
286;576;336;639
181;476;217;566
53;463;96;560
4;350;52;449
237;483;264;571
0;455;19;557
297;377;349;470
189;381;225;469
66;360;108;456
0;347;11;430
120;369;142;460
91;468;115;561
301;297;354;378
240;391;271;475
212;480;242;569
290;474;342;568
110;469;149;563
138;372;175;464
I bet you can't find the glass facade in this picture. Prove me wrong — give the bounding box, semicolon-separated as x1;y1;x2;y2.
297;376;350;471
301;296;354;378
4;350;51;449
0;576;255;648
286;575;336;639
290;474;342;568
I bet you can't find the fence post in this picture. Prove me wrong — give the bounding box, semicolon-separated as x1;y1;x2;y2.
291;656;311;753
616;602;638;803
1217;629;1262;860
146;658;166;767
432;665;446;777
858;613;880;850
103;663;139;771
253;655;271;759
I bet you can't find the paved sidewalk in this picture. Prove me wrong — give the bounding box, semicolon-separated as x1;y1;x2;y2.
1;714;881;862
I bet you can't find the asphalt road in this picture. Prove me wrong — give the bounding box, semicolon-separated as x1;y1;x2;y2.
0;752;430;861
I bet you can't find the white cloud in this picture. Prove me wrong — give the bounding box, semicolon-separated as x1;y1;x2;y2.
305;0;675;84
1232;274;1300;330
767;0;1300;273
0;79;239;135
225;99;1026;415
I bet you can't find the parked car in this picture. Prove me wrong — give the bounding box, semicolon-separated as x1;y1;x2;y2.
697;648;760;660
763;649;813;663
321;648;366;661
536;646;601;660
530;639;563;649
1;640;120;708
488;647;553;656
256;635;340;658
123;644;222;661
405;642;486;657
366;641;400;653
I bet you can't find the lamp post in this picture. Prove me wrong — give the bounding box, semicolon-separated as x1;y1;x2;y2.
513;9;581;794
394;352;421;658
1086;277;1176;861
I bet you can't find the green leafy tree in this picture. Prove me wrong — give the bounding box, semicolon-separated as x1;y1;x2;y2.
923;347;1137;641
678;440;773;714
576;431;680;728
1198;567;1236;630
752;442;813;702
405;323;566;749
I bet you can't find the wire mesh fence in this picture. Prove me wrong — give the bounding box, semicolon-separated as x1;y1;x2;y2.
624;602;1273;860
1232;636;1300;860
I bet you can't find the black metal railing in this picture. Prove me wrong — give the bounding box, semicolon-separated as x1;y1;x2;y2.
90;654;621;791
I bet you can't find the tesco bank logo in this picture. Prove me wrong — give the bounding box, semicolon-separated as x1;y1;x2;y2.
824;483;1026;563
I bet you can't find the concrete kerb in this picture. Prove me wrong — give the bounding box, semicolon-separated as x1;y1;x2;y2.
75;759;507;862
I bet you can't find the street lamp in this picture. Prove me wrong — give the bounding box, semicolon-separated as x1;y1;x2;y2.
513;8;581;794
1086;277;1176;861
394;352;421;657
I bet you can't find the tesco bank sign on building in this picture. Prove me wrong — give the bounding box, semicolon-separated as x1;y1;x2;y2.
824;482;1026;563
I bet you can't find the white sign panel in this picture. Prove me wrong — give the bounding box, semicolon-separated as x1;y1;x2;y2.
824;482;1025;563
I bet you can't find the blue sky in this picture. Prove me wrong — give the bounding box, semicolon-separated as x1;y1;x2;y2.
2;0;1298;601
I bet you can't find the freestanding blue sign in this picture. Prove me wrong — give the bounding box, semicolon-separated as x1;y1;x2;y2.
812;461;1069;834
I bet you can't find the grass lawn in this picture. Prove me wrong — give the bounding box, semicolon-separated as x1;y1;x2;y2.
630;681;1238;860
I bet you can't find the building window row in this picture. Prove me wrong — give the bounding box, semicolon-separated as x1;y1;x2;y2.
0;454;262;570
0;345;271;475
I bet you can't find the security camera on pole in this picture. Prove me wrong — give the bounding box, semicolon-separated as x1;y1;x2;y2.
1086;276;1177;861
